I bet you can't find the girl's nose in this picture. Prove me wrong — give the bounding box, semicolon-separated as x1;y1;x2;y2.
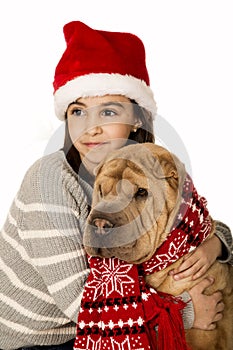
87;124;102;136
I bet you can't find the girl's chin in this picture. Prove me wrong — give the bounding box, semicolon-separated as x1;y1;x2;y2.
81;156;105;175
83;147;110;163
80;141;128;173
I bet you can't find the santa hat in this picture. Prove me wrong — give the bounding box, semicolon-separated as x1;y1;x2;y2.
53;21;157;121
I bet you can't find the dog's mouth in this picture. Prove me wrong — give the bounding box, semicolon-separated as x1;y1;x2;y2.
85;241;136;258
85;241;153;265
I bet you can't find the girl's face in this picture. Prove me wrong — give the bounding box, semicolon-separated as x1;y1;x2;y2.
66;95;139;175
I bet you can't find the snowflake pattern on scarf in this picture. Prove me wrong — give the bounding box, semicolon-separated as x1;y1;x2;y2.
87;258;135;300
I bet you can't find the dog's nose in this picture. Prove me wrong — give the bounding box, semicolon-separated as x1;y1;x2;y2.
92;218;113;235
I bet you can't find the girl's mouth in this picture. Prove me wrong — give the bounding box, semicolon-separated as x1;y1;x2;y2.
84;142;108;149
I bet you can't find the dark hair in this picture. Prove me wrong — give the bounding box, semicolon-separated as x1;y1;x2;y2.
63;101;155;174
128;101;155;144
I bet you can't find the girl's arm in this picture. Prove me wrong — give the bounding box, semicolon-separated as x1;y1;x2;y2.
183;277;224;330
17;152;91;323
169;221;232;281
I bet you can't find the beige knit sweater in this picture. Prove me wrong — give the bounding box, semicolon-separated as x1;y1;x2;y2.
0;151;232;349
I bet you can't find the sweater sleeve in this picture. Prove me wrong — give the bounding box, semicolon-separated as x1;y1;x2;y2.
180;291;194;329
180;221;232;330
18;151;90;323
214;220;233;264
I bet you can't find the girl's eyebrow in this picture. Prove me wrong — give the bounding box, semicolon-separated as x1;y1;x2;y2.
70;101;86;107
71;101;126;108
101;102;125;109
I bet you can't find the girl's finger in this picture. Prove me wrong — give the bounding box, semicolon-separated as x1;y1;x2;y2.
192;265;209;280
216;301;224;313
207;323;217;330
213;312;223;323
172;258;197;275
173;263;200;280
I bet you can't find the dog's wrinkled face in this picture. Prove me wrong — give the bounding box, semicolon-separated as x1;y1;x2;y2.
83;143;186;264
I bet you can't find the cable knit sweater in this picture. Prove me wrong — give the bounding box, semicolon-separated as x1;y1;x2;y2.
0;150;232;349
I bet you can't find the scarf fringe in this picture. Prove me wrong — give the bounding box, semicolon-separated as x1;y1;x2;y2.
144;290;191;350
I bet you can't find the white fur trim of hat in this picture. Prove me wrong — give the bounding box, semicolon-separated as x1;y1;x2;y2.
54;73;157;121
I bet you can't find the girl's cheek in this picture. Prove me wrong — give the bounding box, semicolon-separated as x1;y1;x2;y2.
68;121;85;142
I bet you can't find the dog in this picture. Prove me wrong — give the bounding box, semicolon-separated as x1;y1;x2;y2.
83;142;233;350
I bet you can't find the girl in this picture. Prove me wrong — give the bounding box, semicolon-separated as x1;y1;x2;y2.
0;21;232;350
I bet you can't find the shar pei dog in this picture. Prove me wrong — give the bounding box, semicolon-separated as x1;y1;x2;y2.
83;142;233;350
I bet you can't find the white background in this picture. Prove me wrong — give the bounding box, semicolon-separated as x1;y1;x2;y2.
0;0;232;230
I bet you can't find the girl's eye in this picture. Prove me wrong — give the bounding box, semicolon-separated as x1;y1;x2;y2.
101;109;117;117
71;108;86;117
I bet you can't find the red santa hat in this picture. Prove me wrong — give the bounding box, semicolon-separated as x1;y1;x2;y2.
53;21;157;121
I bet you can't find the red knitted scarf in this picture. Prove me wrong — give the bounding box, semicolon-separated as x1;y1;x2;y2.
74;175;212;350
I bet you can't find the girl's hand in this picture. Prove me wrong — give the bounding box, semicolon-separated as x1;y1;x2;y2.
169;235;222;281
189;277;224;330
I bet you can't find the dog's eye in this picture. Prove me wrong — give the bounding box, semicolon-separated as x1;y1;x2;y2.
135;188;148;198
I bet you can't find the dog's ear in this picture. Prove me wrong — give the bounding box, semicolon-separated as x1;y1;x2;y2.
144;143;187;232
144;143;185;180
153;153;183;180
